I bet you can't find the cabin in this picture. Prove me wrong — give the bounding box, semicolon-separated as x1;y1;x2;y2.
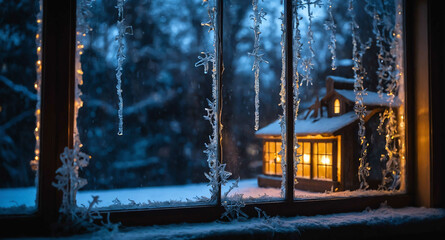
256;76;400;192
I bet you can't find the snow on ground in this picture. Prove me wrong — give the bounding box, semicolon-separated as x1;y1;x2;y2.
0;178;402;210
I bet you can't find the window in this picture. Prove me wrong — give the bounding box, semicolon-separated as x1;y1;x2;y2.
334;98;340;114
2;0;444;235
0;0;41;215
263;140;283;175
296;142;311;178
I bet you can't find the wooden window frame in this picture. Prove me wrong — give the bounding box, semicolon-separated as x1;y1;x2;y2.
1;0;444;237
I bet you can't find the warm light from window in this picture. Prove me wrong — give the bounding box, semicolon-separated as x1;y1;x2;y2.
334;99;340;114
303;154;310;163
320;155;331;165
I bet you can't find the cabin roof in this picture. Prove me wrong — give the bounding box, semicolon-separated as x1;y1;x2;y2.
256;111;359;136
331;89;401;107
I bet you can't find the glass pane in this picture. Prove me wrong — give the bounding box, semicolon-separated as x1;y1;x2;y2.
222;0;284;202
76;0;212;209
0;0;41;214
294;0;406;199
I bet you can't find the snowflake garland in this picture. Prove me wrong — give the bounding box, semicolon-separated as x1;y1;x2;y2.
349;0;372;190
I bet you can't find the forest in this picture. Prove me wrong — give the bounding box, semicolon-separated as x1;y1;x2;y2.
1;0;396;192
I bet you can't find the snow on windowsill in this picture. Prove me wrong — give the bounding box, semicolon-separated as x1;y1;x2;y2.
16;205;444;240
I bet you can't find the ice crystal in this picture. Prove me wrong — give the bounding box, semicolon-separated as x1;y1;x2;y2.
52;147;91;218
278;12;287;198
324;0;337;70
248;0;268;131
294;0;322;86
349;0;372;190
292;2;302;188
197;0;234;204
74;0;94;151
115;0;133;136
371;0;404;191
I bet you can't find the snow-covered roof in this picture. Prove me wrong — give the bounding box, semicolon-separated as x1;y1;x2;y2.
256;111;359;136
335;89;400;107
327;75;355;84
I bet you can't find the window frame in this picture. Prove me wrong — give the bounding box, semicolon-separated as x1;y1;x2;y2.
1;0;443;236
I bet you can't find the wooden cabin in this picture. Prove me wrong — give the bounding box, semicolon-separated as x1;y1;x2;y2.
256;76;400;192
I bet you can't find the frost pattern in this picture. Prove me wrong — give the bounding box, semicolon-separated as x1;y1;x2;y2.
324;0;337;70
248;0;268;131
196;0;232;205
371;0;404;191
52;147;119;232
278;13;287;198
74;0;94;151
115;0;133;136
295;0;322;86
349;0;372;190
292;1;302;192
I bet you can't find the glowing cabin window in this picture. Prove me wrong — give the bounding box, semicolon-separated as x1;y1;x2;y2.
334;99;340;114
313;142;333;180
296;142;311;178
263;141;282;175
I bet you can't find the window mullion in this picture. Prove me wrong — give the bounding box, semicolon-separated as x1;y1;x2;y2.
216;0;224;206
39;0;77;227
284;0;294;203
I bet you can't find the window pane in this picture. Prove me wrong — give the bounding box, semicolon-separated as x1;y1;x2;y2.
222;0;284;202
294;0;406;198
76;0;212;209
0;0;41;214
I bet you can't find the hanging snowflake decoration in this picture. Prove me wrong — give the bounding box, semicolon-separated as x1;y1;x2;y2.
248;0;268;131
115;0;133;136
196;0;234;205
349;0;372;190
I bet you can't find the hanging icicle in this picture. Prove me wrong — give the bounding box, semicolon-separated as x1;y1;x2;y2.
349;0;372;190
115;0;133;136
293;0;322;86
249;0;268;131
324;0;337;70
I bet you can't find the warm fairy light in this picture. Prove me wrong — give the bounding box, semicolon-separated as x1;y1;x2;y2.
32;0;43;173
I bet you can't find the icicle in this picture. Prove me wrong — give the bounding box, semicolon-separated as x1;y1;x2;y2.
248;0;268;131
278;12;287;198
115;0;133;136
324;0;337;70
349;0;371;190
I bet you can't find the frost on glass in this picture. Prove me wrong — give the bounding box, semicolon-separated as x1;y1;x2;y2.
291;0;406;200
222;0;284;203
0;0;41;214
76;0;212;209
